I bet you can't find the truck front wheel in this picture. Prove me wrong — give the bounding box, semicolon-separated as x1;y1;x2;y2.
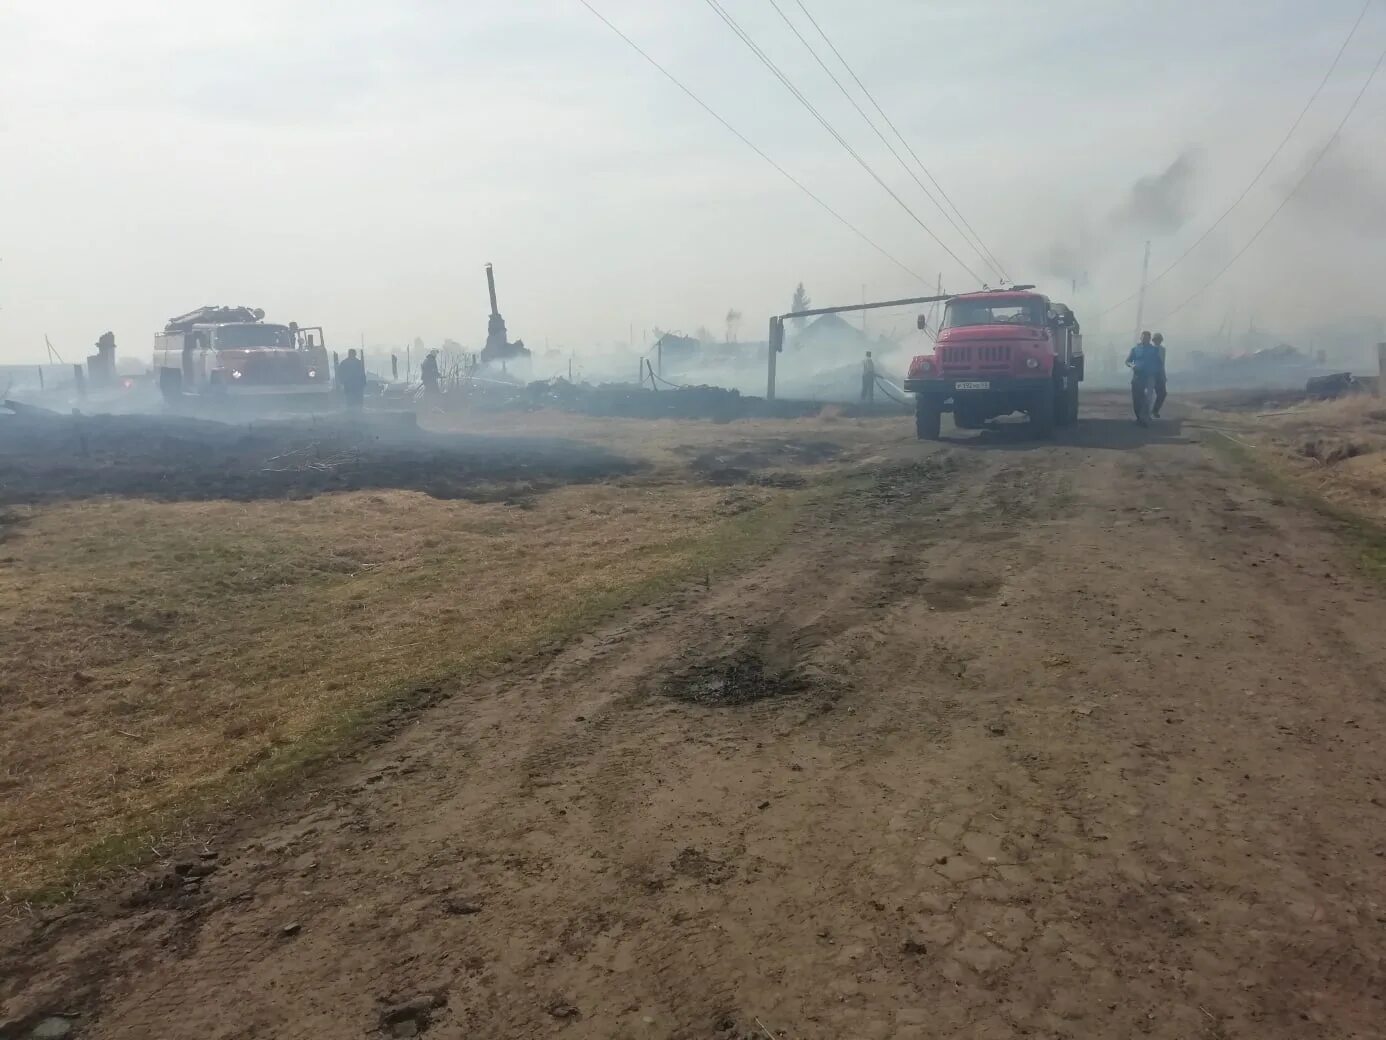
915;395;943;440
159;368;183;404
1029;384;1056;438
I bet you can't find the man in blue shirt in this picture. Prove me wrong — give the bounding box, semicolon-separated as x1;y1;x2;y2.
1126;331;1162;424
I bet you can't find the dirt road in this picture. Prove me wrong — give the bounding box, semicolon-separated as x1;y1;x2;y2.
5;398;1386;1039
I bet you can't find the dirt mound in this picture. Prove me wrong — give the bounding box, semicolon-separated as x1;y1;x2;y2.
660;649;808;706
0;411;639;505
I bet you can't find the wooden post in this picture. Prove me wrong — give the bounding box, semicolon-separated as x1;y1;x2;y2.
38;366;44;390
767;317;783;400
1377;343;1386;396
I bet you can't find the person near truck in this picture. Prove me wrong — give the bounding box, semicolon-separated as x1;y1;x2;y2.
337;348;366;411
1151;332;1168;418
1125;331;1162;424
420;349;442;405
860;351;876;402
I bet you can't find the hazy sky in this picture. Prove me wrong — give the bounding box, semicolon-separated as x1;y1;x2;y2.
3;0;1384;365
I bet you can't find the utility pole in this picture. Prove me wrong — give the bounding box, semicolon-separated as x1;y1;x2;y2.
927;273;943;330
1131;239;1152;344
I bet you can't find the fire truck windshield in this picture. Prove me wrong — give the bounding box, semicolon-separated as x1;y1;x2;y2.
942;298;1045;329
215;324;293;349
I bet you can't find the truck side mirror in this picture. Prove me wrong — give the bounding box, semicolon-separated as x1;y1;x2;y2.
916;315;929;331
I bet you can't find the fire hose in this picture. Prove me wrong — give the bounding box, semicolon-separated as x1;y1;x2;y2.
874;375;911;407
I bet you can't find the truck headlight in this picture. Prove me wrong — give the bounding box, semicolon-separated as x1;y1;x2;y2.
1025;357;1040;369
308;369;317;378
232;370;243;379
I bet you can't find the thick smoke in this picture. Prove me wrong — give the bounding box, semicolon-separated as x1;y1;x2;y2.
1037;239;1088;283
1110;151;1200;235
1036;149;1201;280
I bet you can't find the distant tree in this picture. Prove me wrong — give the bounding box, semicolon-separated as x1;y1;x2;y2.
790;283;812;332
725;308;743;344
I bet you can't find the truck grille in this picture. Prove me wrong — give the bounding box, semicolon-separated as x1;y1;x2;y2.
939;345;1011;369
228;353;313;385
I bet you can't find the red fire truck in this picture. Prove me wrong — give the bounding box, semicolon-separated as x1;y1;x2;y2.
154;306;332;403
903;287;1083;439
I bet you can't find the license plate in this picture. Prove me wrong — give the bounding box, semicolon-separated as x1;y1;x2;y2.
954;381;990;391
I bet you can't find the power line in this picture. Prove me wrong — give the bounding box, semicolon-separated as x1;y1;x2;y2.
699;0;987;285
1099;0;1374;320
575;0;928;285
787;0;1011;282
762;0;1006;282
1159;39;1386;321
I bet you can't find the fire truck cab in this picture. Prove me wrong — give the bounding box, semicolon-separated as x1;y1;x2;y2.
903;288;1083;439
154;306;332;402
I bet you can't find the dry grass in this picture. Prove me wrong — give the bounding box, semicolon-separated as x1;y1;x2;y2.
1207;431;1386;583
1204;391;1386;580
1256;393;1386;431
0;478;801;897
1195;392;1386;526
1280;397;1386;514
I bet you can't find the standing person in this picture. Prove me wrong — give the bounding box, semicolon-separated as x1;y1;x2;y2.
1125;331;1161;426
1151;332;1168;418
337;348;366;412
860;350;876;403
420;349;442;408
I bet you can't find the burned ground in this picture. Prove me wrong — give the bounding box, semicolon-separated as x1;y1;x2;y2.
0;411;639;505
523;380;907;424
658;647;812;707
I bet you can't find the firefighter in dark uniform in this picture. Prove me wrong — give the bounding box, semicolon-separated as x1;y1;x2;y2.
337;348;366;411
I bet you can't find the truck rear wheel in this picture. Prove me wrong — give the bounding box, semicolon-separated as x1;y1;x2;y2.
915;395;943;440
1056;378;1079;427
1029;384;1056;438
